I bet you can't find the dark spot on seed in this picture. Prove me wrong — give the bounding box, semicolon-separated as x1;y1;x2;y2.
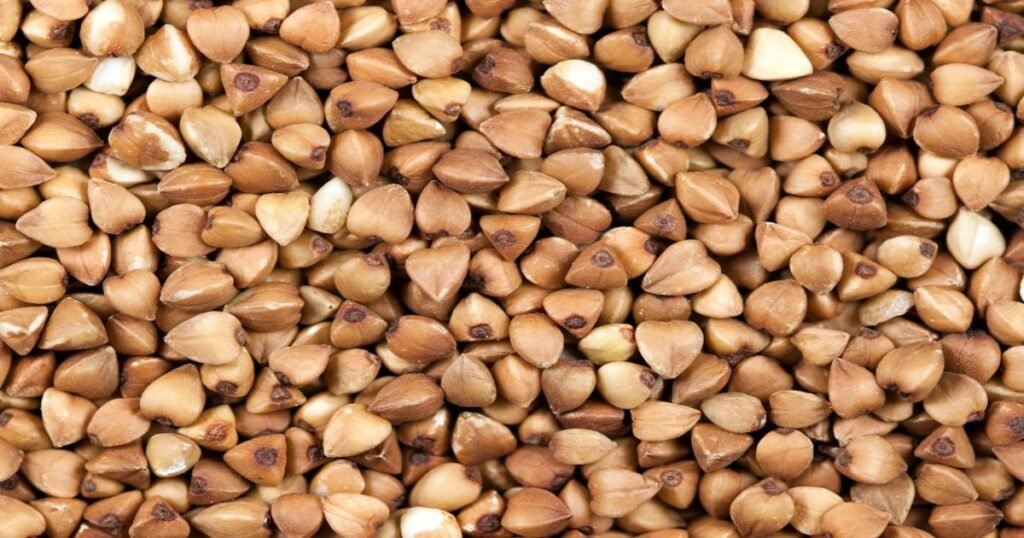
722;349;754;365
644;238;665;255
430;19;451;32
388;168;409;185
263;511;273;529
1010;415;1024;437
836;450;851;468
443;103;461;116
464;272;485;291
409;451;429;465
97;515;122;530
465;467;481;482
728;139;750;150
190;476;207;493
154;416;173;426
311;236;330;254
476;55;496;74
639;369;656;388
591;249;614;268
307;444;323;462
233;73;260;92
92;151;108;167
78;113;99;128
918;242;936;258
310;146;327;163
701;71;722;79
885;383;907;399
846;185;874;204
661;469;683;487
82;479;96;492
653;213;674;231
294;420;313;434
363;253;384;266
274;371;291;385
762;480;784;495
206;423;228;442
450;57;463;73
410;436;435;451
631;28;648;47
337;100;354;117
920;105;939;118
152;502;176;521
477;514;501;532
819;172;838;188
902;189;920;208
860;325;884;338
468;324;493;339
825;42;846;60
523;434;546;445
342;306;366;323
931;436;955;457
215;381;238;395
0;476;17;490
49;22;70;40
550;473;571;490
235;327;246;345
270;384;291;402
254;447;279;467
491;230;516;248
564;315;586;329
88;434;101;445
388;494;406;510
262;18;282;34
714;90;735;107
992;12;1024;44
854;262;877;279
0;412;10;426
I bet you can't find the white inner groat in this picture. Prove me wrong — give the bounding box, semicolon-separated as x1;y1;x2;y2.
104;154;151;187
450;413;489;456
85;57;136;97
160;457;188;477
401;507;459;538
139;118;187;170
157;30;195;78
85;0;126;37
559;60;604;92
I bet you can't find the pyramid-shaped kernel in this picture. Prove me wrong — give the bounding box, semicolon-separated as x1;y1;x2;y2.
742;28;814;81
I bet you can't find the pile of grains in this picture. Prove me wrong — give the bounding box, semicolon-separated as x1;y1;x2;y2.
9;0;1024;536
